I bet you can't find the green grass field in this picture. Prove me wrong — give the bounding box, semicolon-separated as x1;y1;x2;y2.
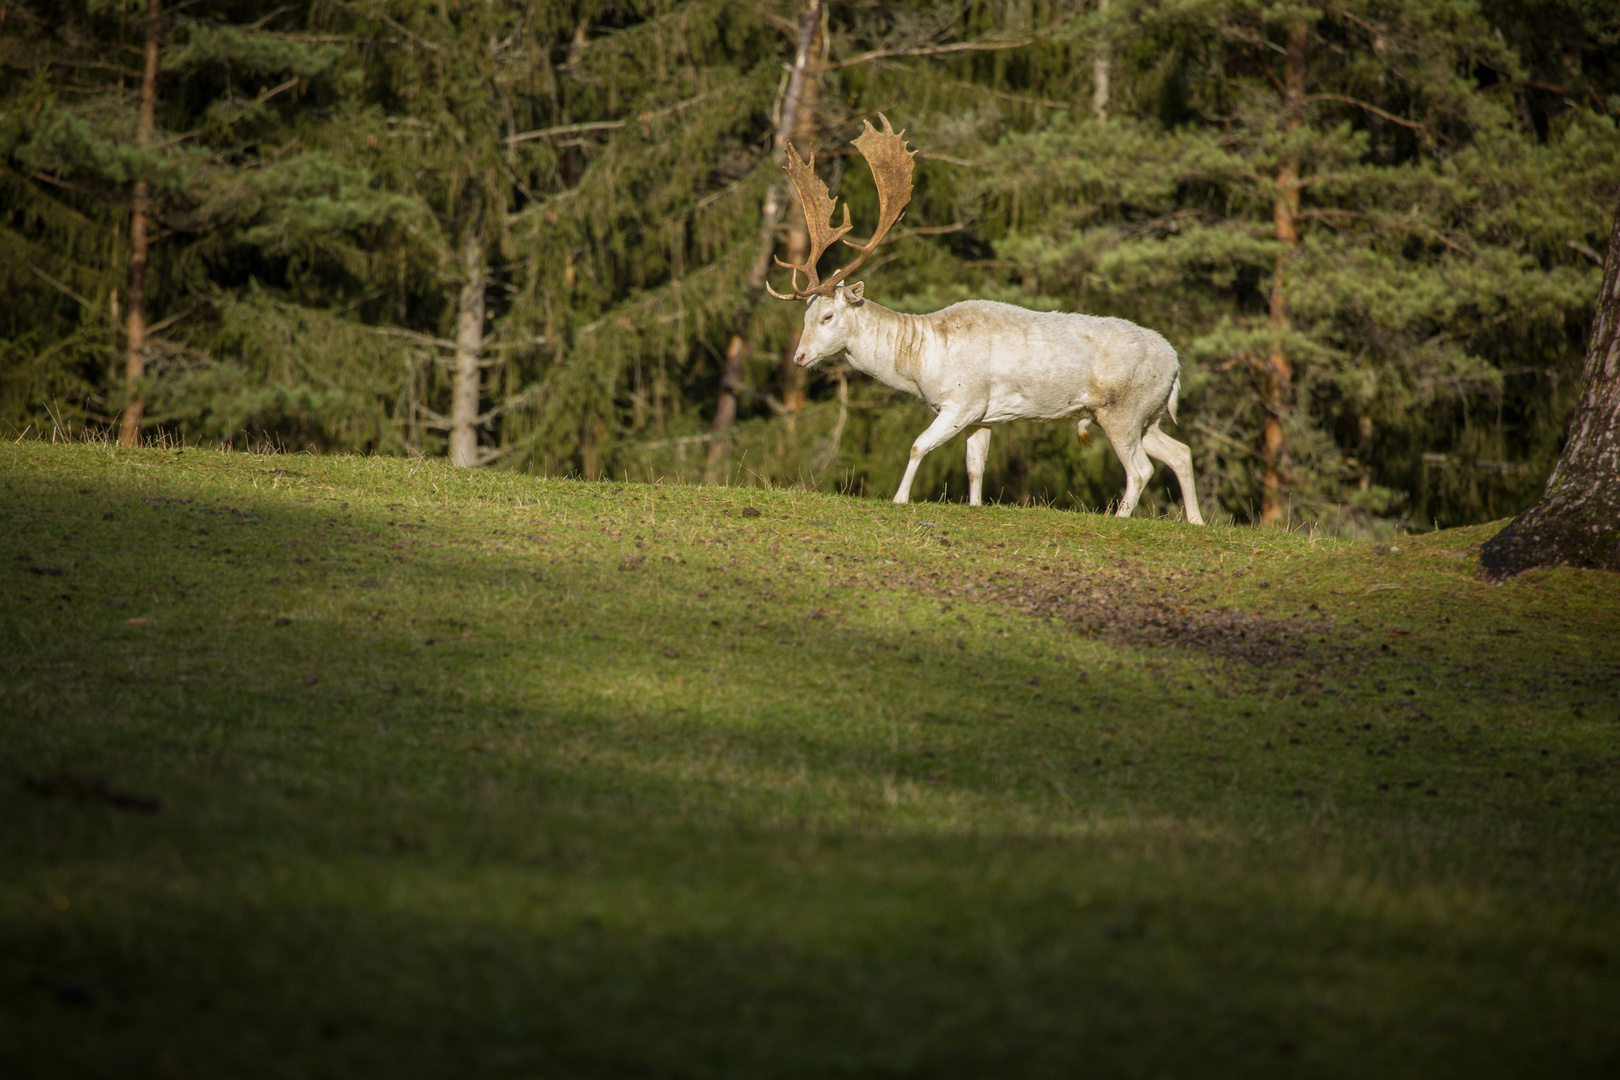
3;441;1618;1077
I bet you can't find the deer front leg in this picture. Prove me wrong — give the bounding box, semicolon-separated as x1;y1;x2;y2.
965;426;992;506
894;409;976;504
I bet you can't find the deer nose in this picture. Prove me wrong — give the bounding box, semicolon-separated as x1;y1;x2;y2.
794;351;808;367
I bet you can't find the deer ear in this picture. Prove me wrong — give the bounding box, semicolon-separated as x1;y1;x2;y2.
843;281;865;305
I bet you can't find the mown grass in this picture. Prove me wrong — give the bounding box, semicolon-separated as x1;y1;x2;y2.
2;441;1618;1078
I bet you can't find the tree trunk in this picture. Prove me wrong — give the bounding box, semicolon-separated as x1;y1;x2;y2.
1260;19;1307;525
449;222;487;468
117;0;161;448
776;10;824;423
706;0;823;479
1479;196;1620;580
1092;0;1110;122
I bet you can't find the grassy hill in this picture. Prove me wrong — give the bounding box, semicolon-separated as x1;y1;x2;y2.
3;442;1618;1077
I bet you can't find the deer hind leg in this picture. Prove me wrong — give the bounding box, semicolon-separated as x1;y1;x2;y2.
1142;425;1204;525
1095;410;1154;518
894;409;977;505
965;426;992;506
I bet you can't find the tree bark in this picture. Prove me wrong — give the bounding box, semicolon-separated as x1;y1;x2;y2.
1092;0;1110;122
449;220;487;468
706;0;823;479
1260;20;1307;525
117;0;161;448
1479;195;1620;580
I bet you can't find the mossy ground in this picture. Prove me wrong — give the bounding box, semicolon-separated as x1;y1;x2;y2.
3;442;1618;1078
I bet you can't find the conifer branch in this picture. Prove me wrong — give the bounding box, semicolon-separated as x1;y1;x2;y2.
1569;240;1605;266
723;374;790;415
504;93;713;145
747;4;801;42
146;303;195;336
506;119;625;143
1294;208;1371;232
889;222;966;239
1321;5;1383;42
1253;52;1287;97
157;77;301;148
376;13;439;53
814;32;1057;72
909;71;1070;112
415;396;530;430
246;6;294;30
1193;421;1260;459
1304;94;1441;141
366;326;458;351
23;261;100;315
414;404;451;429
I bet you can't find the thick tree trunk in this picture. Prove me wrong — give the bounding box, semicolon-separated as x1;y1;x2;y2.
1479;197;1620;580
1260;20;1307;525
707;0;823;479
117;0;161;448
1092;0;1110;122
449;223;487;468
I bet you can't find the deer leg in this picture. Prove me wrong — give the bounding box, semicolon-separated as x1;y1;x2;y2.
894;410;976;505
1143;425;1205;525
965;426;992;506
1096;410;1154;518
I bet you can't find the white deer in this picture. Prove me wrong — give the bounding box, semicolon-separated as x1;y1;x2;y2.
768;116;1203;525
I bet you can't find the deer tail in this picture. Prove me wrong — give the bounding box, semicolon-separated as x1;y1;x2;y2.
1166;370;1181;425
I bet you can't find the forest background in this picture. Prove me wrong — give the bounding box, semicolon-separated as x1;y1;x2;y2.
3;0;1618;532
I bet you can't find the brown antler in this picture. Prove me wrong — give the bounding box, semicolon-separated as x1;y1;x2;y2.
766;113;915;300
764;143;852;300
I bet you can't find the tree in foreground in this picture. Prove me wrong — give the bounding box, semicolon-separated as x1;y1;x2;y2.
1479;193;1620;580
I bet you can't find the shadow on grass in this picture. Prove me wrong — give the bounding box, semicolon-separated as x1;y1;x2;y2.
3;454;1619;1078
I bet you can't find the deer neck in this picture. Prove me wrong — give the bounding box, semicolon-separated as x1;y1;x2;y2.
845;302;932;399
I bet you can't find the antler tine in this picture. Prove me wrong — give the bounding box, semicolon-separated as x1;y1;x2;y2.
821;113;916;292
773;142;854;299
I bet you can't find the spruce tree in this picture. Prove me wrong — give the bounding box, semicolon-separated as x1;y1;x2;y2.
1;0;407;448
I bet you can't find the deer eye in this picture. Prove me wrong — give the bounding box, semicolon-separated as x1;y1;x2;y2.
821;313;833;323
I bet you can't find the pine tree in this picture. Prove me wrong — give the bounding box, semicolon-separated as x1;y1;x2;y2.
1;0;407;448
488;0;813;477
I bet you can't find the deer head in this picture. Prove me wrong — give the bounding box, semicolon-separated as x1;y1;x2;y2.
766;114;915;303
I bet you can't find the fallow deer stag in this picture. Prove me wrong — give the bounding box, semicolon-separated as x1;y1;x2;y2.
769;115;1204;524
